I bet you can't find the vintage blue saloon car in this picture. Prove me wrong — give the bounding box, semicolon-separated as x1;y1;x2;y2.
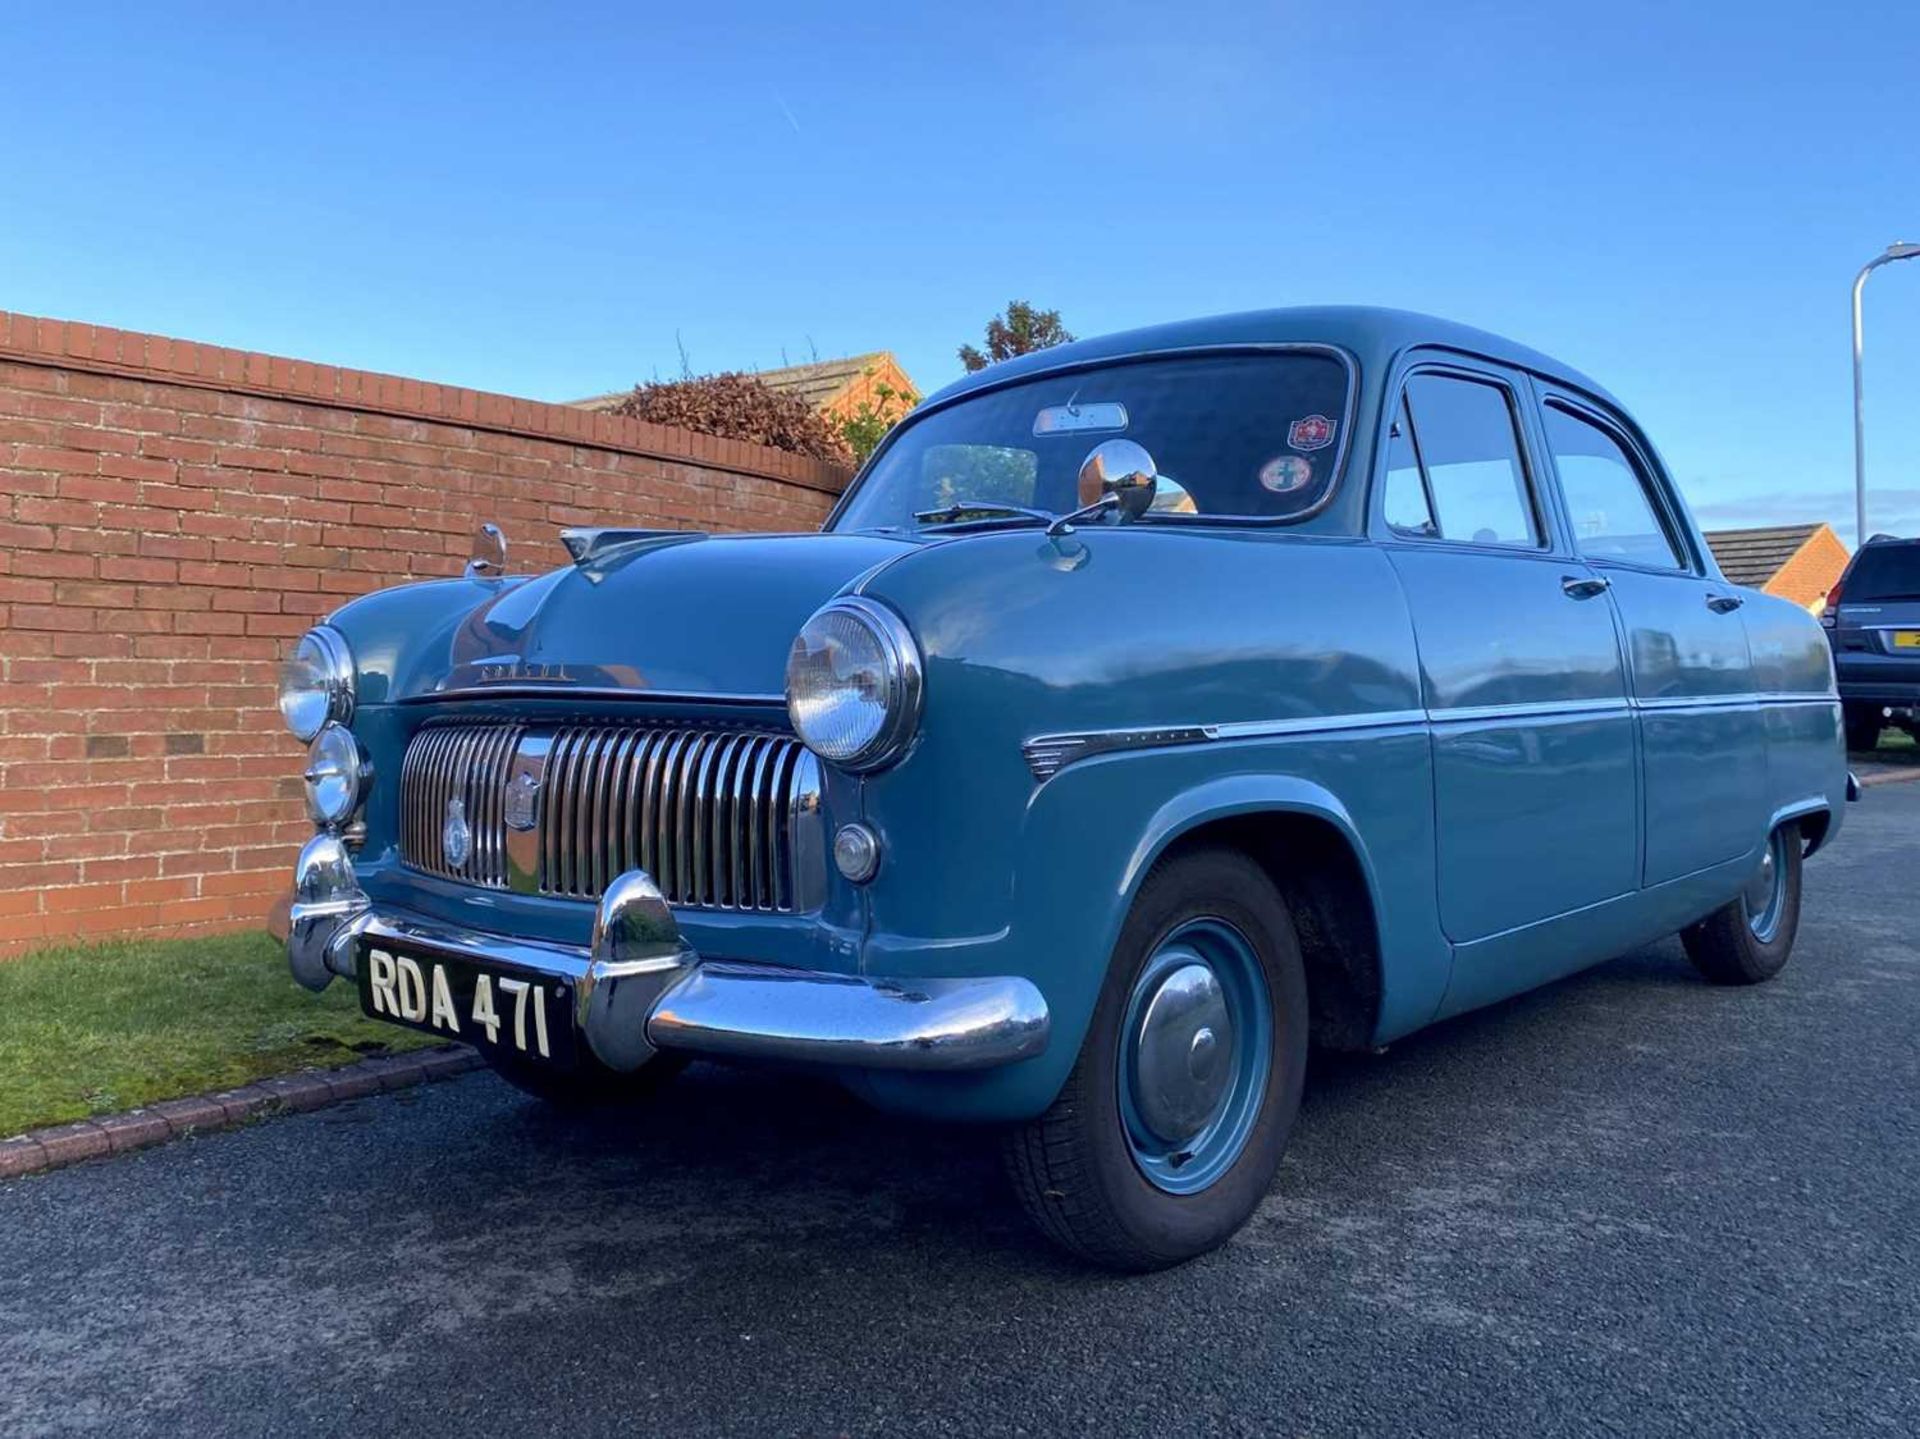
276;307;1849;1269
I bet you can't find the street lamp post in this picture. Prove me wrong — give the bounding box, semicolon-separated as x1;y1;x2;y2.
1851;241;1920;545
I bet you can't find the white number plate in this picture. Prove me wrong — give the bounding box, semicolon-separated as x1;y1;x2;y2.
358;946;574;1064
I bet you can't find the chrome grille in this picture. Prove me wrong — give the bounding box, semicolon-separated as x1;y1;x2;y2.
398;720;525;890
399;720;822;911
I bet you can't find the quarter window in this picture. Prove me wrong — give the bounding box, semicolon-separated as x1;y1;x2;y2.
1381;396;1436;536
1543;403;1685;570
1384;374;1539;547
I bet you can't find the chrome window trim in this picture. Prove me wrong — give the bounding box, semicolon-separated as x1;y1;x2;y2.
823;343;1362;532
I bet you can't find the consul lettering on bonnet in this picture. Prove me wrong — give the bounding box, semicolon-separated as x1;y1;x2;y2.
272;307;1851;1270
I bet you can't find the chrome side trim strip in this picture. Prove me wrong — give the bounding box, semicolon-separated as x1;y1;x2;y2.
1022;692;1840;781
1206;710;1430;740
1430;698;1627;725
1633;692;1839;712
1022;710;1425;780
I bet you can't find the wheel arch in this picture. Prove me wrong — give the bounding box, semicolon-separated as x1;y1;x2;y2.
1771;796;1834;856
1121;777;1387;1052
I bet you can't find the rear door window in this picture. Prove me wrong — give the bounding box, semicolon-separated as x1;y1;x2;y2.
1385;373;1540;546
1543;403;1686;570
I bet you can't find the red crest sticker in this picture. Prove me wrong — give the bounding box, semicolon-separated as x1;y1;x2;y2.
1287;414;1335;452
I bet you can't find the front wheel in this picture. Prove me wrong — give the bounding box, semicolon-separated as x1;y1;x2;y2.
1681;823;1802;985
1004;847;1308;1271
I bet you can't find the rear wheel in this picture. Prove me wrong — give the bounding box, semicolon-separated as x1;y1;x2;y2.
1681;823;1802;986
1004;847;1308;1271
1844;703;1884;752
483;1047;687;1107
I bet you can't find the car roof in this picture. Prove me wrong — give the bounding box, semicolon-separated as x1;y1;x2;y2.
921;305;1622;412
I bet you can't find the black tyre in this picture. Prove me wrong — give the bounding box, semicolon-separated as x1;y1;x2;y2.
483;1046;687;1107
1844;703;1883;753
1681;823;1802;986
1005;847;1309;1271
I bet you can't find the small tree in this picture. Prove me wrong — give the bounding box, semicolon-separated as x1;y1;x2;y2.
833;376;920;466
958;301;1075;373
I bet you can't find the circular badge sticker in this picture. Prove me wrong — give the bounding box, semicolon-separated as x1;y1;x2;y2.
1258;455;1315;494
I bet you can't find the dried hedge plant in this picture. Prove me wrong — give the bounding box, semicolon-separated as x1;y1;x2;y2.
609;373;854;467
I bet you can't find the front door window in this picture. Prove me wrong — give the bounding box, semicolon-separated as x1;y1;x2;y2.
1384;374;1541;547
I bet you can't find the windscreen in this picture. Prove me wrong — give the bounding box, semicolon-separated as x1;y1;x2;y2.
1843;544;1920;602
830;351;1352;532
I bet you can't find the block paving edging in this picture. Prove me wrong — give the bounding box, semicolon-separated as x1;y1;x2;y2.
0;1044;481;1182
1856;762;1920;789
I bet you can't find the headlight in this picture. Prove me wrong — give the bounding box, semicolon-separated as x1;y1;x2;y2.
304;722;367;826
786;597;923;771
279;627;355;742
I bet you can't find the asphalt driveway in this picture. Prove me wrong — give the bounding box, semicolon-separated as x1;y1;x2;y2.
3;787;1917;1437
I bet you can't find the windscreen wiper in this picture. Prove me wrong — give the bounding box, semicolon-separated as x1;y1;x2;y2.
912;500;1057;527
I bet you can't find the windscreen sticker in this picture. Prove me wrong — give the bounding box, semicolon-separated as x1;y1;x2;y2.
1258;455;1316;494
1033;401;1129;436
1287;414;1335;452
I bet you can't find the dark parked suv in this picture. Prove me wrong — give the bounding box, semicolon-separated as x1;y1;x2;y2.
1825;534;1920;750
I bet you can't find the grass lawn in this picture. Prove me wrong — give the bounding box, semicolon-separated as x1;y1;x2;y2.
0;930;441;1137
1854;728;1919;764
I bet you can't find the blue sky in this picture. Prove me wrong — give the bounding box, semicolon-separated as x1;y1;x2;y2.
3;2;1917;540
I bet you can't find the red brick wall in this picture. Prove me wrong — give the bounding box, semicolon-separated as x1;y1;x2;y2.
0;310;848;957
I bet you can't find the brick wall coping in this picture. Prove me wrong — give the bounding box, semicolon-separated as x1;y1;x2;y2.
0;309;851;497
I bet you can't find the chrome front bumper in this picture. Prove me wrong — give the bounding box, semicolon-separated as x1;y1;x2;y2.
276;836;1050;1074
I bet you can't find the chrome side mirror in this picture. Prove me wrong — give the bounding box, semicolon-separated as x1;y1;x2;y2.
1077;439;1159;521
465;522;507;579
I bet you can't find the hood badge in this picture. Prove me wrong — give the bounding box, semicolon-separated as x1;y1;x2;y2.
504;772;542;832
468;659;579;687
443;797;473;869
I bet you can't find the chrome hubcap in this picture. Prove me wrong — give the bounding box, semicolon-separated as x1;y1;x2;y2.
1117;918;1274;1195
1743;830;1788;941
1131;962;1235;1145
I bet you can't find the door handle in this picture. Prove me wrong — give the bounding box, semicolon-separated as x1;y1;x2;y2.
1706;593;1744;614
1561;575;1611;600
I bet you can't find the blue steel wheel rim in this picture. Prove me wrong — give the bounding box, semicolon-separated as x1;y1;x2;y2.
1117;917;1274;1196
1743;828;1790;942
